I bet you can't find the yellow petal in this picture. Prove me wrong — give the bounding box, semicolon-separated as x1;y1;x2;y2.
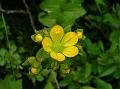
61;32;78;47
50;51;65;61
62;46;79;57
50;25;64;42
42;37;52;52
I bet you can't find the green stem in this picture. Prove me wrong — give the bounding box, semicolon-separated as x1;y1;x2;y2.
52;71;60;89
2;14;10;49
2;13;15;76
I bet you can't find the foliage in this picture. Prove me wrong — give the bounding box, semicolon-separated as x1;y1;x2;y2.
0;0;120;89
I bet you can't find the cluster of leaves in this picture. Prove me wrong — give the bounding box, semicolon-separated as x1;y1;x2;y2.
0;0;120;89
0;15;23;89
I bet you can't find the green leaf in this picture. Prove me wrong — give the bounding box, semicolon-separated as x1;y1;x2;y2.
108;41;117;53
9;41;17;53
72;71;91;84
99;66;117;77
81;86;96;89
109;30;120;42
59;77;72;87
104;14;120;27
48;71;56;82
32;61;40;68
0;57;5;66
95;78;112;89
0;48;7;57
38;14;57;27
60;4;86;28
13;53;21;64
36;48;50;59
31;34;36;42
98;41;104;51
39;0;86;27
22;56;36;66
68;83;79;89
41;69;49;77
40;0;62;12
64;25;71;32
95;0;105;6
36;74;44;82
85;62;92;78
0;75;22;89
44;82;54;89
113;69;120;79
86;42;101;55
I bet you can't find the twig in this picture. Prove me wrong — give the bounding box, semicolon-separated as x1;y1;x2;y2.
0;9;26;14
22;0;36;31
0;2;26;14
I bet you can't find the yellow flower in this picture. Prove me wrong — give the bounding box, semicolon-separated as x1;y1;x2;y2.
42;25;79;61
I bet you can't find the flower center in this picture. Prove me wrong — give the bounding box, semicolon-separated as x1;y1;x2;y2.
52;42;63;52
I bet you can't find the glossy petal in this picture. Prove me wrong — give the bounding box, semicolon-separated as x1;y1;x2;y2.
50;51;65;61
62;46;79;57
61;32;78;47
50;25;64;42
42;37;52;52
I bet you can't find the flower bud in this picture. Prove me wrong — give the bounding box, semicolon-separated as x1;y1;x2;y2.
77;32;83;39
35;34;42;42
64;68;70;74
31;67;38;75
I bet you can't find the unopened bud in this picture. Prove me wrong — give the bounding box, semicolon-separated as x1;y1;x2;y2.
31;67;38;75
35;34;42;42
77;32;83;39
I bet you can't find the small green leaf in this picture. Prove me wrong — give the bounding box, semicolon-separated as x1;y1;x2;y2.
98;41;104;51
44;82;54;89
36;74;44;82
48;71;56;82
99;66;117;77
22;56;36;66
59;78;71;87
95;78;112;89
36;48;50;59
42;69;49;77
31;34;36;42
95;0;105;6
0;48;7;56
32;61;40;68
9;42;17;53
